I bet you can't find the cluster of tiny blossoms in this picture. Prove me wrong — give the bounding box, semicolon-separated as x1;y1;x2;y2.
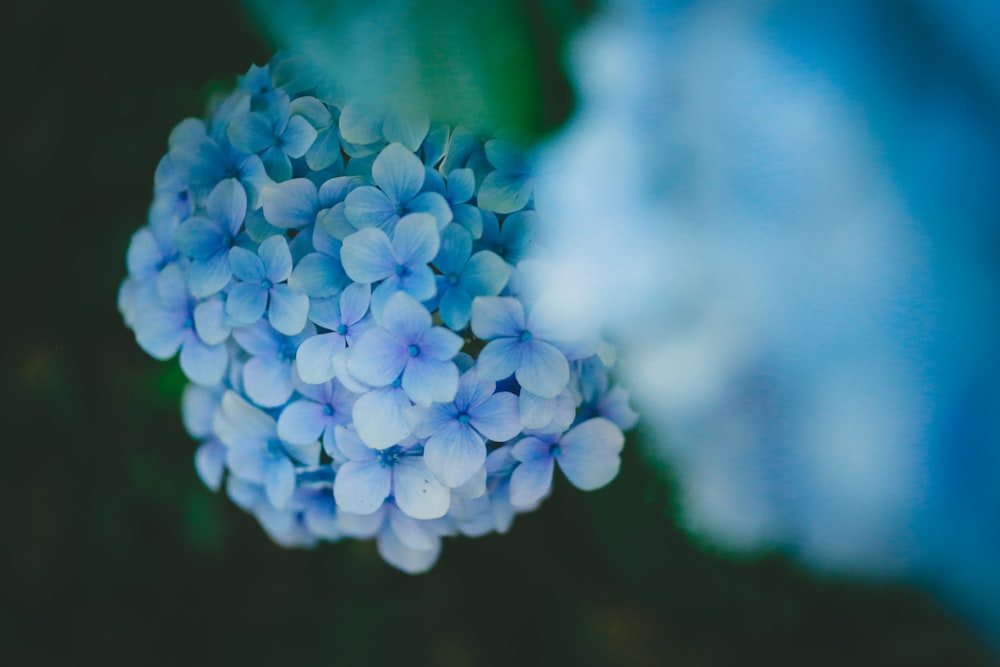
118;53;637;573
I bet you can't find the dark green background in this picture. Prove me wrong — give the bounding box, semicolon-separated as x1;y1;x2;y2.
2;1;995;664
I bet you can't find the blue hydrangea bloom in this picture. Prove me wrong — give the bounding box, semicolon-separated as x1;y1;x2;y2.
118;52;636;573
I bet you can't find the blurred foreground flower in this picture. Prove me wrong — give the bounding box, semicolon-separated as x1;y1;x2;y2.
118;53;636;573
535;0;1000;643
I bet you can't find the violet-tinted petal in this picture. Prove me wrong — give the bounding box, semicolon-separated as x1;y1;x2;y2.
265;457;296;509
388;505;436;551
194;440;227;491
229;246;266;283
348;328;409;387
474;338;521;383
392;213;440;266
207;177;248;235
288;252;346;298
231;319;279;356
416;326;463;361
469;391;521;442
339;281;371;325
557;418;625;491
379;291;432;341
402;356;458;407
344;186;397;231
509;457;554;509
471;296;524;340
517;340;570;399
462;251;511;297
188;253;232;298
424;421;486;488
406;192;452;230
376;527;440;575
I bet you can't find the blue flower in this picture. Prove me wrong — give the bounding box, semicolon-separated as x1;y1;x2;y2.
340;212;441;314
296;282;373;385
348;291;462;407
332;426;451;520
173;178;248;298
343;142;452;232
476;210;537;265
425;167;483;238
470;296;571;398
215;390;321;510
232;319;316;408
227;91;318;182
476;139;534;214
226;235;310;335
508;417;625;509
413;369;521;487
432;224;511;330
277;378;356;456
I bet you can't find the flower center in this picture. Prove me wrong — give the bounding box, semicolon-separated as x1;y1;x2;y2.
519;330;533;342
261;278;273;290
336;324;348;335
447;274;459;285
457;413;470;425
323;405;334;416
408;345;420;357
395;264;409;277
377;446;403;468
549;443;561;457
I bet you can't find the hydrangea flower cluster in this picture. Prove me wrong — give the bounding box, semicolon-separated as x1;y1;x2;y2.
118;53;637;573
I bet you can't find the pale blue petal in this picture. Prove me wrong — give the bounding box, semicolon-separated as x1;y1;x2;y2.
411;403;457;439
398;265;437;303
295;332;342;384
392;213;440;266
126;228;164;277
509;457;554;509
417;326;463;361
402;357;458;407
206;178;248;236
334;459;391;514
288;252;346;298
394;457;450;520
226;444;269;484
454;369;495;411
282;440;321;466
338;507;385;539
314;206;351;254
344;186;397;231
557;418;625;490
226;282;268;325
477;170;533;214
243;355;293;407
306;127;344;171
461;251;510;297
474;338;522;382
447;168;475;203
281;115;318;158
433;223;473;275
341;228;397;283
169;136;226;187
156;264;190;310
379;291;431;341
438;286;471;331
229;246;265;282
406;192;452;230
277;400;327;444
288;95;331;128
376;527;440;574
180;336;228;386
334;424;375;461
134;308;185;360
352;387;412;449
188;253;232;299
258;236;293;283
484;139;530;173
470;296;524;339
339;102;383;145
424;421;486;488
469;392;521;442
182;384;219;438
194;440;226;491
217;391;278;444
265;457;297;509
318;176;362;208
516;340;570;398
382;110;429;152
511;436;551;462
519;391;558;430
227;112;273;154
231;319;279;356
260;178;318;229
388;505;436;551
348;328;408;387
500;210;537;263
244;207;282;243
452;204;483;240
599;386;640;430
340;282;371;325
373;143;424;204
268;284;309;335
174;217;223;260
